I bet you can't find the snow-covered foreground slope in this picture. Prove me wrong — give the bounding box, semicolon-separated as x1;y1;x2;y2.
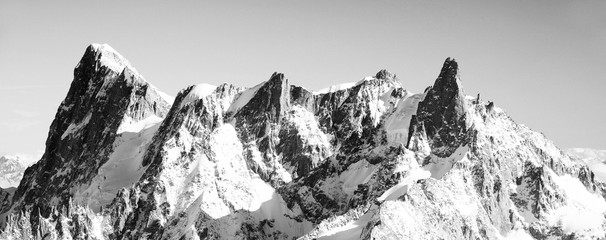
1;45;605;240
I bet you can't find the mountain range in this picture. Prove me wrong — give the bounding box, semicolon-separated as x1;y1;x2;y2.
1;44;605;239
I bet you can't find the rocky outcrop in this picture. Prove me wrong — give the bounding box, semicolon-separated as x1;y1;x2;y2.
410;58;469;157
2;44;171;230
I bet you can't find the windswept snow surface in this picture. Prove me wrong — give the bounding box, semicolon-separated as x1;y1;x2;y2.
60;113;92;139
314;82;357;94
90;43;137;75
503;229;534;240
316;206;376;240
227;82;265;114
424;146;470;179
339;160;378;196
376;149;431;202
313;76;375;94
180;83;217;107
74;116;163;212
157;123;313;239
566;148;606;183
384;92;424;145
377;168;431;202
548;172;606;236
117;115;163;134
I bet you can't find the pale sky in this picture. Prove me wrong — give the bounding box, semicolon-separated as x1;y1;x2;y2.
1;1;605;156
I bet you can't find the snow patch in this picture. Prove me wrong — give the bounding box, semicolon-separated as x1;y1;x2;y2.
504;229;534;240
90;43;137;75
424;146;470;179
377;168;430;202
314;82;357;94
316;206;375;240
74;116;163;212
117;115;163;134
227;82;265;114
384;92;424;145
548;172;606;236
60;113;92;140
339;160;378;196
313;76;376;94
180;83;217;107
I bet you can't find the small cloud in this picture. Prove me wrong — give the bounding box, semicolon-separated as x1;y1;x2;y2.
0;121;42;132
12;109;38;118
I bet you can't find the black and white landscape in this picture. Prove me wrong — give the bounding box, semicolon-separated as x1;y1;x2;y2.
1;43;606;239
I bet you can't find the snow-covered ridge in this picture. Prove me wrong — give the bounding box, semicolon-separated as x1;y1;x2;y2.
313;76;374;94
227;81;265;114
89;44;175;104
179;83;218;107
5;47;606;240
90;43;137;75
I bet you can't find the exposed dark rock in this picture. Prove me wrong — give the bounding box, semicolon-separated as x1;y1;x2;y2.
290;85;314;110
5;44;170;230
411;57;469;157
375;69;396;81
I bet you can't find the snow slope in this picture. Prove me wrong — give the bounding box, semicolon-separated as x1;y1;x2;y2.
4;48;606;240
74;116;163;212
384;92;424;145
180;83;217;107
226;82;265;114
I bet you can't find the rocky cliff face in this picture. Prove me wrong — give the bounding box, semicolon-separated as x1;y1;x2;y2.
1;45;605;240
1;44;172;234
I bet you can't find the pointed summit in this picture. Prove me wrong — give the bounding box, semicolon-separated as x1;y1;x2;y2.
84;43;138;75
7;44;171;217
269;72;286;82
410;57;469;157
433;57;461;93
375;69;396;81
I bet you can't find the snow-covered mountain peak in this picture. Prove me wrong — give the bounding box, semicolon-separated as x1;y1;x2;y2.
0;156;28;188
86;43;174;104
178;83;218;107
3;48;606;240
375;69;396;81
87;43;138;75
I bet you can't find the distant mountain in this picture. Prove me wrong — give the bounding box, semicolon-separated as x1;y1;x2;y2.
567;148;606;183
1;44;605;239
0;155;37;188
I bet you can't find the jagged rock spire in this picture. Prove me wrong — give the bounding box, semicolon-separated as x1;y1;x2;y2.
408;57;469;157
